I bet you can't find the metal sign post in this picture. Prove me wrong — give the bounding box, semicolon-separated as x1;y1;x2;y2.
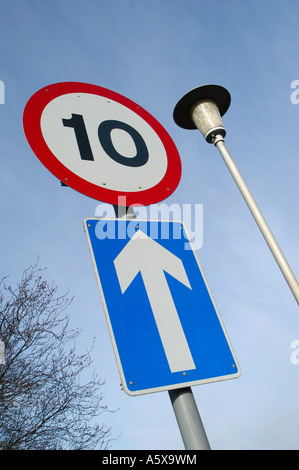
174;85;299;305
169;387;210;450
114;207;211;451
24;82;240;450
83;212;241;449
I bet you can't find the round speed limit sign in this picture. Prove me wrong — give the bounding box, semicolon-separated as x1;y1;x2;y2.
23;82;182;206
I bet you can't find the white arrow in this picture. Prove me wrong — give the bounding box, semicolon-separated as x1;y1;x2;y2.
113;229;196;373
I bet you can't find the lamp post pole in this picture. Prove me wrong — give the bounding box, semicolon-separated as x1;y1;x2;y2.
173;85;299;305
213;134;299;304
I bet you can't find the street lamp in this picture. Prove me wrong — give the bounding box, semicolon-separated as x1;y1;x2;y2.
174;85;299;305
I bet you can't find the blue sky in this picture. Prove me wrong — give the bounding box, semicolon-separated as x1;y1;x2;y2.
0;0;299;450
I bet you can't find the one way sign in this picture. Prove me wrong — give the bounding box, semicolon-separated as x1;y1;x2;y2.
84;219;240;396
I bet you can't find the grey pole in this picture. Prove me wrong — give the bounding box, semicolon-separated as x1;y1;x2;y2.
173;85;299;305
213;134;299;304
113;204;210;450
169;387;211;450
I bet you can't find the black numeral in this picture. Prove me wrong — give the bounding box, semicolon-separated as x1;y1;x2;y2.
98;120;148;167
62;113;94;161
62;114;148;167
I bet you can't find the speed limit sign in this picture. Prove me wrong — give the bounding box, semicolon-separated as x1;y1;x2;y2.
23;82;182;206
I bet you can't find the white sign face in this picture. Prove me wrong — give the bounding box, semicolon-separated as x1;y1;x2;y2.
41;93;168;192
23;82;182;206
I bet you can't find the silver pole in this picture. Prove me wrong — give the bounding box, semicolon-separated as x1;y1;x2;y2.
113;204;210;450
173;84;299;306
169;387;211;450
213;134;299;305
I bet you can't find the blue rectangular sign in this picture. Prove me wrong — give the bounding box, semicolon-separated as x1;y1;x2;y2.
84;218;240;396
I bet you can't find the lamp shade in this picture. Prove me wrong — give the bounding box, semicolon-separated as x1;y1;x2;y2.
173;85;231;143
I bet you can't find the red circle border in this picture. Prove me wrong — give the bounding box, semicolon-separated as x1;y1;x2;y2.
23;82;182;206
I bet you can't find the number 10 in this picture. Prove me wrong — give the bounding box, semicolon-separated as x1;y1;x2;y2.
62;113;149;168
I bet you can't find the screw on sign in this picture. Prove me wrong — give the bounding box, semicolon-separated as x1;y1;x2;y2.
23;82;182;206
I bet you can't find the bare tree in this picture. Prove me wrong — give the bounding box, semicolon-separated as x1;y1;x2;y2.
0;263;112;450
